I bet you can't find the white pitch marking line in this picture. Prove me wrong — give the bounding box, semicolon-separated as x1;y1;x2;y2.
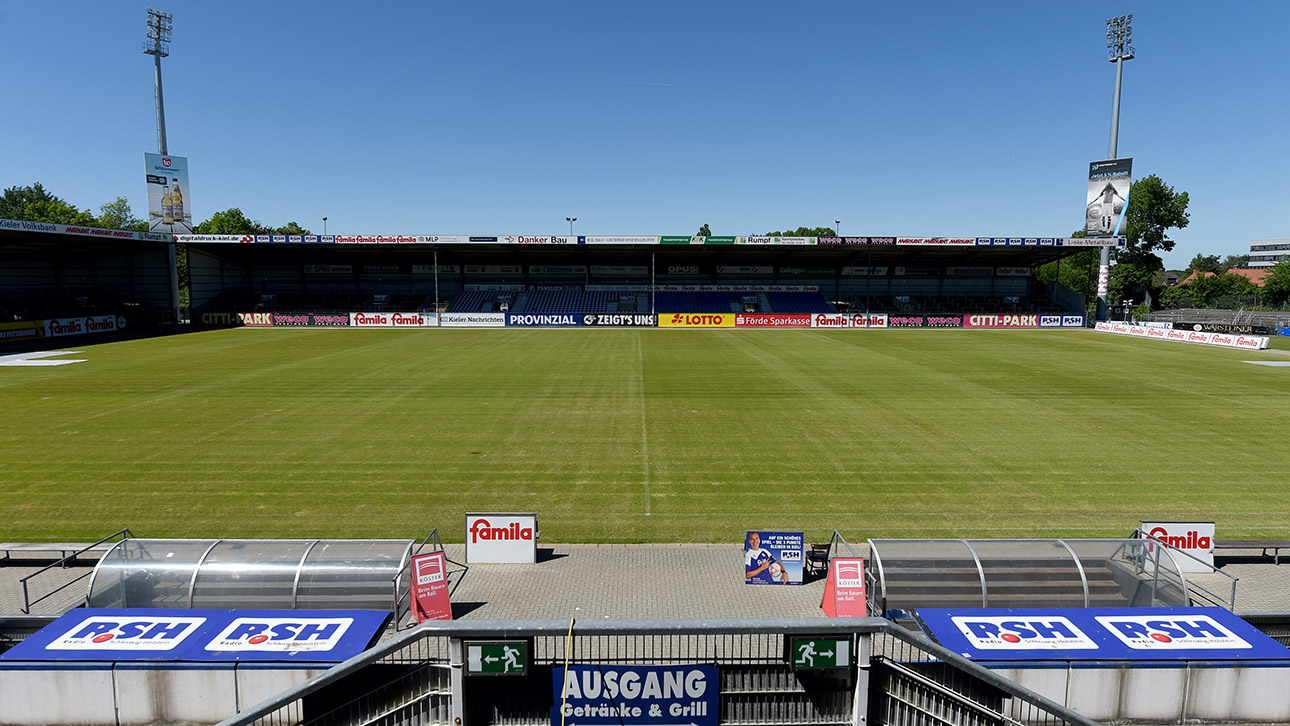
0;350;86;366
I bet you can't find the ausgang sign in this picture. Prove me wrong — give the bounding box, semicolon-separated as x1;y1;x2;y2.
465;513;538;564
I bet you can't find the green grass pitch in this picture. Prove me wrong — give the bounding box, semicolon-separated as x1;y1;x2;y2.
2;328;1288;544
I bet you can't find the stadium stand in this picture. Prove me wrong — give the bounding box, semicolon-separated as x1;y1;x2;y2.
765;291;835;314
516;289;621;313
446;290;497;312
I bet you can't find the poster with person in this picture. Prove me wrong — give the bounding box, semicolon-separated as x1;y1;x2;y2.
744;531;804;585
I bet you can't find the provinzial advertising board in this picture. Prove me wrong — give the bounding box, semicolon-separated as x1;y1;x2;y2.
915;607;1290;662
1140;521;1215;572
580;314;657;327
465;513;537;564
745;531;804;585
440;312;506;328
552;664;718;726
143;153;194;234
506;313;582;327
0;608;392;663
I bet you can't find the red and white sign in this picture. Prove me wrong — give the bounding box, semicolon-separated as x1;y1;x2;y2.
811;313;888;328
1141;521;1215;572
963;314;1040;329
349;312;434;327
411;551;453;622
822;557;867;617
465;513;538;564
734;314;812;328
1094;322;1269;350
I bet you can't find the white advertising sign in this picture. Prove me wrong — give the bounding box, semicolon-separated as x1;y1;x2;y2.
143;153;194;234
811;313;888;328
439;312;506;328
1141;521;1216;572
465;513;538;564
348;312;435;328
1095;322;1269;350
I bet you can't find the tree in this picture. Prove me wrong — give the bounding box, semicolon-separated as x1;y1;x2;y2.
275;221;312;236
96;196;146;231
0;182;95;225
697;223;711;236
1110;175;1191;305
1184;253;1221;278
195;208;265;234
766;226;838;237
1262;261;1290;307
1220;254;1250;272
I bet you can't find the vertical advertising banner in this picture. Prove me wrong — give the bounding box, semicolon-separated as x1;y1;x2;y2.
411;551;453;622
744;531;804;585
144;153;193;233
1086;158;1132;237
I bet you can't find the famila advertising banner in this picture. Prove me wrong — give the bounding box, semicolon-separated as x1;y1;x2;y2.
144;153;193;234
1086;158;1132;238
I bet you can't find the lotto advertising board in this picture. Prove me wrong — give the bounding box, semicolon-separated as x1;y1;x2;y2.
552;664;719;726
811;313;887;328
745;531;804;585
916;607;1290;662
580;314;657;327
143;153;193;234
659;313;735;328
734;314;812;328
0;608;392;663
465;513;538;564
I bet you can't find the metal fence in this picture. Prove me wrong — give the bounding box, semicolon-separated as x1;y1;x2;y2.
216;619;1098;726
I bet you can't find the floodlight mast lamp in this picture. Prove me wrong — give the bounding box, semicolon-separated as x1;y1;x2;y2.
143;8;173;155
1098;13;1134;321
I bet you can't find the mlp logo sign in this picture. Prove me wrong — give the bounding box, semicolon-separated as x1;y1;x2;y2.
466;513;538;564
47;615;207;651
204;618;353;653
1095;615;1250;650
948;616;1098;650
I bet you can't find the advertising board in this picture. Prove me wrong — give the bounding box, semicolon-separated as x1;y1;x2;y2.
1140;521;1215;572
996;267;1032;277
44;315;124;338
465;513;538;564
658;313;735;329
349;312;435;328
464;265;523;274
1095;322;1269;350
580;314;657;327
742;236;815;245
411;265;460;275
716;266;772;275
1174;322;1278;336
734;314;812;328
821;558;867;617
962;314;1040;329
269;313;351;327
745;531;804;585
590;266;648;276
411;552;453;622
811;313;887;328
897;237;974;246
552;665;718;726
529;265;587;275
498;235;575;245
0;608;391;663
0;321;45;340
582;236;657;245
440;313;505;328
816;237;896;246
1087;158;1133;237
840;267;889;276
916;607;1290;662
888;315;963;328
334;235;417;244
304;264;353;275
143;153;193;234
505;314;582;327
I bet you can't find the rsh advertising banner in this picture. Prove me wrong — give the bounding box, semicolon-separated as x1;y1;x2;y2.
1086;158;1132;238
144;153;193;234
916;607;1290;662
744;531;804;585
1;608;391;663
552;665;718;726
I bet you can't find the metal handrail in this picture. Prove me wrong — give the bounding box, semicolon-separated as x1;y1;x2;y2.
19;529;134;614
1130;528;1237;610
391;529;469;629
215;617;1099;726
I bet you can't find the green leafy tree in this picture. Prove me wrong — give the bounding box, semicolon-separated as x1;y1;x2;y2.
1220;254;1250;272
96;196;146;231
195;208;266;234
275;221;312;236
1109;175;1191;305
0;182;95;225
1262;261;1290;307
766;226;838;237
697;223;711;236
1184;253;1221;278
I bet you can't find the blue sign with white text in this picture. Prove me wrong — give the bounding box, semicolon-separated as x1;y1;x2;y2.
0;608;391;663
505;313;583;327
916;607;1290;662
552;665;718;726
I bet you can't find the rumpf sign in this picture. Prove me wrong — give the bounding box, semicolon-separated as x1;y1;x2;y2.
552;665;718;726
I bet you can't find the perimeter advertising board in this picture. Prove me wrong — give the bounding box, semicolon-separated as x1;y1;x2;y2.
411;552;453;622
1140;521;1215;572
143;153;193;234
734;314;812;328
350;312;437;327
0;321;45;340
811;313;887;328
440;313;506;328
888;315;963;328
916;607;1290;662
552;665;718;726
745;531;804;585
465;513;538;564
1087;158;1133;237
580;314;657;327
1095;321;1269;349
506;313;582;327
659;313;734;328
0;608;391;663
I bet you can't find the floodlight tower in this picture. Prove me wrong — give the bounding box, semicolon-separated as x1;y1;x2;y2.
143;8;173;155
1097;14;1134;320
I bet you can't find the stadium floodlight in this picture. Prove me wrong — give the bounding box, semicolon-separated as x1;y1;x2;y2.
323;217;328;235
143;8;174;155
835;219;841;237
566;216;577;235
1096;12;1136;321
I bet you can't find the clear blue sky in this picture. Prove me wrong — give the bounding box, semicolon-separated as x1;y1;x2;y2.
2;0;1286;268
